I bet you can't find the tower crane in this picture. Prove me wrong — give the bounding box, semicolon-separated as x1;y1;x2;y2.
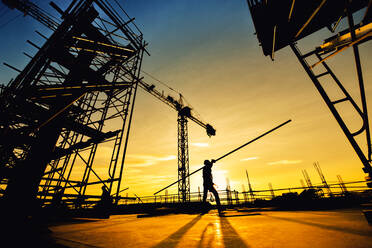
138;79;216;202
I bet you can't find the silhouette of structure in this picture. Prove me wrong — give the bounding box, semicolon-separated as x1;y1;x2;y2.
198;186;201;201
300;179;306;188
314;162;333;196
246;169;255;201
242;184;248;203
226;177;232;205
138;80;216;203
247;0;372;187
0;0;147;219
302;169;314;189
269;182;275;199
337;175;349;195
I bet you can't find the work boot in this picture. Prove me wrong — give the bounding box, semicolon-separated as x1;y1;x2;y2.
217;206;225;216
218;209;225;216
200;201;211;214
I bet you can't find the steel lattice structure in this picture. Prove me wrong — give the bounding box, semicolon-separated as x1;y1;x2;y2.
177;113;190;202
0;0;146;216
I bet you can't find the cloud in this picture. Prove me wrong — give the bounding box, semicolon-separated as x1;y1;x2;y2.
241;157;259;161
191;143;209;147
267;160;302;165
126;154;176;167
157;155;177;161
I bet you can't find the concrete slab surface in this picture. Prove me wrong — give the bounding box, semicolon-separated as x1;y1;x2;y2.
50;208;372;248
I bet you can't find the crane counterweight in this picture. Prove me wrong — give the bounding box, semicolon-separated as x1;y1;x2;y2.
206;124;216;137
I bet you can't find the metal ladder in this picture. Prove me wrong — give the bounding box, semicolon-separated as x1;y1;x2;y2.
290;43;372;182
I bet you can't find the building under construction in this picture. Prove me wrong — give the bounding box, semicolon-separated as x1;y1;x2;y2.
0;0;372;247
0;0;148;220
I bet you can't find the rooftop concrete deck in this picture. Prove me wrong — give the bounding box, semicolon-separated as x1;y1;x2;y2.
50;208;372;248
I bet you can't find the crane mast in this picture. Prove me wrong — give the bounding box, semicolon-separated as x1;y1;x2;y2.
138;80;216;202
178;107;190;202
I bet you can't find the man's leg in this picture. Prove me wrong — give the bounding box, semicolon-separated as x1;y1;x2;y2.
210;186;222;211
202;184;208;203
201;185;211;214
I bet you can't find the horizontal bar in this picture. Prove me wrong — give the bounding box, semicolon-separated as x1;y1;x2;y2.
315;71;329;78
331;97;348;104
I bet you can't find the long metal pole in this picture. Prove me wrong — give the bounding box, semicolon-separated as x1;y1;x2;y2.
115;49;144;204
154;119;291;195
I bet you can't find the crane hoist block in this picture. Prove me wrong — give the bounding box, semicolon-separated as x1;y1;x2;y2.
179;106;192;117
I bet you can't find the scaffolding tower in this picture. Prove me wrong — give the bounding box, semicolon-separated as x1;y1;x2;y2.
0;0;147;218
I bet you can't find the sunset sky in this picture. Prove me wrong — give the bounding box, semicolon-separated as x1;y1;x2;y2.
0;0;371;198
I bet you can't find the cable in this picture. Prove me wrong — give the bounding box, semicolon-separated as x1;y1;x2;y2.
141;70;205;121
112;0;142;35
0;0;42;29
181;95;204;122
141;70;180;95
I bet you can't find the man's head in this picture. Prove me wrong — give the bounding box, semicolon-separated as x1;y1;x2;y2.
204;160;212;166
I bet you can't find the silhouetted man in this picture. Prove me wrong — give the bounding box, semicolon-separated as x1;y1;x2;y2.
51;185;64;208
98;186;113;218
100;186;113;207
202;159;222;213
